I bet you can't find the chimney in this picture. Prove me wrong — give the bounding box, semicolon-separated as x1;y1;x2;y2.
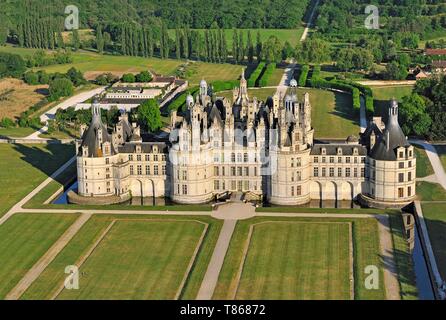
386;131;390;151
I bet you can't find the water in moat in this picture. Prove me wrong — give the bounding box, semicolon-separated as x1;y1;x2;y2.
53;181;437;299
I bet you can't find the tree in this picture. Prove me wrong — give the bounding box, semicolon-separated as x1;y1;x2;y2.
256;31;262;61
296;38;330;63
122;73;136;83
96;25;104;53
281;41;294;61
232;29;238;63
384;61;408;80
66;67;86;86
72;29;80;51
263;36;282;63
137;99;162;132
56;32;65;49
247;30;254;63
399;94;432;136
49;78;74;101
136;71;152;82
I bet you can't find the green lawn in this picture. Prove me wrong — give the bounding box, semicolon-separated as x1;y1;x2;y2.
416;181;446;201
213;217;386;300
185;62;243;87
434;145;446;171
0;213;78;299
235;222;352;299
308;88;359;139
22;215;223;300
217;88;276;102
421;203;446;280
414;144;434;178
372;86;414;118
265;67;284;87
0;127;36;138
0;144;75;217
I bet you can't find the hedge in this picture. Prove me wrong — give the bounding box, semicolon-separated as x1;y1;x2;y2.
247;62;266;87
167;87;199;113
298;64;310;87
258;63;276;87
311;65;321;80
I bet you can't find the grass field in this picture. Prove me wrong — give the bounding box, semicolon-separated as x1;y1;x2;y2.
168;28;304;48
0;78;48;120
414;144;434;178
421;203;446;280
185;62;243;87
0;213;78;299
22;215;223;300
235;222;352;299
372;86;414;118
0;144;75;217
434;145;446;171
213;217;386;300
265;67;285;87
0;127;36;138
416;181;446;201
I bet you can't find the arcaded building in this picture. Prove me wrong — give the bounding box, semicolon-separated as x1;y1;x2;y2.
73;73;416;208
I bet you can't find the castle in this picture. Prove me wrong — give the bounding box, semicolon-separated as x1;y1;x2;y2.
73;72;416;208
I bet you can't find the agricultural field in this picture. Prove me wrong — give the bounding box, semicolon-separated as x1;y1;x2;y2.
213;217;386;300
0;143;75;217
413;145;434;178
168;28;305;48
21;215;223;300
421;203;446;280
0;213;79;299
0;78;48;119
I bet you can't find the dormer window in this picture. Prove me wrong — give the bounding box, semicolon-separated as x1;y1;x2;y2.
353;148;358;155
136;145;141;153
337;148;342;155
321;148;326;155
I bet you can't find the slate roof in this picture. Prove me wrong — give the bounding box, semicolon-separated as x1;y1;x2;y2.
80;108;115;157
310;144;367;156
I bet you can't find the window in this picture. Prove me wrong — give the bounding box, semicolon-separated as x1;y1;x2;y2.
130;165;134;175
137;165;142;175
231;153;236;162
408;172;412;181
354;157;358;164
345;168;351;177
222;167;226;176
408;186;412;197
231;180;236;190
244;180;249;190
322;157;326;163
291;158;294;167
399;151;404;158
244;153;248;162
314;157;319;163
129;155;133;161
399;173;404;183
313;168;319;177
296;158;301;167
137;155;141;161
296;186;301;196
329;168;334;177
237;153;242;163
214;180;220;191
154;154;158;161
361;168;365;177
354;168;358;177
231;167;236;176
214;166;219;176
291;186;294;196
399;162;404;169
238;167;242;176
244;167;249;176
338;157;342;163
146;165;150;175
145;155;150;161
154;165;159;175
296;171;301;181
346;157;351;163
162;165;166;175
237;181;242;191
409;161;412;167
398;188;404;198
106;158;110;165
338;168;342;177
182;170;187;180
182;185;188;195
254;167;257;176
322;168;326;177
329;157;334;163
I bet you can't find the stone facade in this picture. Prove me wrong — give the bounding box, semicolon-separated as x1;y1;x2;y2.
75;73;416;208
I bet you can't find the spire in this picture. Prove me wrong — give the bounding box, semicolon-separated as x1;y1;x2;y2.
92;97;102;123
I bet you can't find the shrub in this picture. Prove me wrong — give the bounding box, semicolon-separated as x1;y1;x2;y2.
0;117;15;128
167;87;199;113
48;78;74;101
211;80;239;92
311;65;321;80
24;71;39;85
122;73;136;83
135;71;152;82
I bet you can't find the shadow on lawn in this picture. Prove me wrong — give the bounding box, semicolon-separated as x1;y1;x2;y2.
12;143;76;187
328;91;360;130
424;217;446;281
